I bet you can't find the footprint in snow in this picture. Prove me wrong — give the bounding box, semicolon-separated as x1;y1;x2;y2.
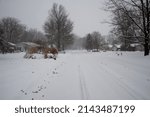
20;90;24;93
20;90;27;95
42;95;45;98
32;91;38;93
52;71;58;74
38;86;43;91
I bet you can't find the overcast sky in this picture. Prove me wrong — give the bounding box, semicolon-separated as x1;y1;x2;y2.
0;0;111;37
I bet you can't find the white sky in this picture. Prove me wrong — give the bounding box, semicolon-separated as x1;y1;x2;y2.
0;0;111;37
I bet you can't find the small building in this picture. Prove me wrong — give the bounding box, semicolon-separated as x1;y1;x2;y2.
129;43;144;51
107;44;113;50
112;44;121;51
0;39;16;53
16;42;40;52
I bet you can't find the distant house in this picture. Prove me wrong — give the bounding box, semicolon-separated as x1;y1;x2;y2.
48;44;57;48
8;42;16;47
112;44;121;51
16;42;40;52
8;42;16;49
0;39;16;53
102;44;113;51
107;44;113;50
129;43;144;51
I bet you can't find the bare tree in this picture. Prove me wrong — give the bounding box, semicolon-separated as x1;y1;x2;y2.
0;23;4;39
21;28;47;42
0;17;26;43
106;33;120;45
85;33;93;51
44;3;73;51
91;31;105;51
107;0;150;56
85;32;105;51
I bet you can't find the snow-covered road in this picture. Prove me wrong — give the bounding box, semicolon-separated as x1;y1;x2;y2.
0;51;150;100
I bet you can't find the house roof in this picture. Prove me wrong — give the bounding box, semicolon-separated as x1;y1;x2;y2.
19;42;40;47
7;42;16;47
130;43;141;47
114;44;121;48
108;44;113;48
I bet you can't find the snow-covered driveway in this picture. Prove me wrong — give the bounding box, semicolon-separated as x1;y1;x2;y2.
0;51;150;100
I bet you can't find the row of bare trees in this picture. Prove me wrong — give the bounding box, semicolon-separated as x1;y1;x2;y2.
0;17;47;45
20;29;47;45
0;3;74;51
84;32;106;51
1;2;149;55
107;0;150;56
0;17;25;43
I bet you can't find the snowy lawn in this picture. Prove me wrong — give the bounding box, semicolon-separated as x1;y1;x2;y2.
0;51;150;100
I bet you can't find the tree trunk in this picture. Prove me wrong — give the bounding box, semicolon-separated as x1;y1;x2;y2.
145;0;149;56
144;43;149;56
57;39;61;51
144;37;149;56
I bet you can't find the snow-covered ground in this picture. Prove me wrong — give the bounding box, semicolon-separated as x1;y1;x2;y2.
0;51;150;100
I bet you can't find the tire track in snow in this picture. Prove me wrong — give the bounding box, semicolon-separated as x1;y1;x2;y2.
78;65;90;100
98;62;147;99
106;57;150;78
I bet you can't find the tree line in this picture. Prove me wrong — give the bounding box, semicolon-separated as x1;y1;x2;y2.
83;32;106;51
0;17;47;45
0;3;74;51
106;0;150;56
0;1;149;55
